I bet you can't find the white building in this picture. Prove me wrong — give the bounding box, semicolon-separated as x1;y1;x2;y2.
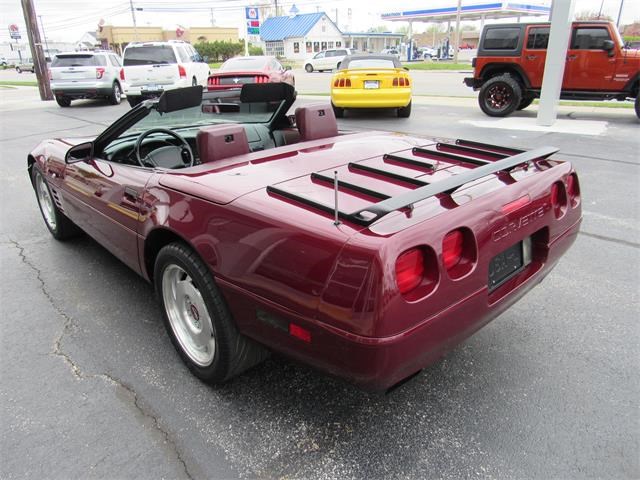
260;12;345;60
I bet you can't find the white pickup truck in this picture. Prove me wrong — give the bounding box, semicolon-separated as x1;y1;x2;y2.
121;40;210;107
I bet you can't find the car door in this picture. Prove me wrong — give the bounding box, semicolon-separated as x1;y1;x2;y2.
564;26;616;90
522;26;549;89
61;157;152;274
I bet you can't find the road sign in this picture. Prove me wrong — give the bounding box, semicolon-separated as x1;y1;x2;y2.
245;7;260;35
8;24;21;40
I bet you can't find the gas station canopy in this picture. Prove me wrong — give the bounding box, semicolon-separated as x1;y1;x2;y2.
381;2;550;23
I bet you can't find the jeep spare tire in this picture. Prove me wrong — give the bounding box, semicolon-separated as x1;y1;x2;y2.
479;74;523;117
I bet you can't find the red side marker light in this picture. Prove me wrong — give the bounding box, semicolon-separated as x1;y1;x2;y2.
289;323;311;343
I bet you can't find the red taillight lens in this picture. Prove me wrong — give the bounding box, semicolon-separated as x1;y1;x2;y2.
550;182;568;218
393;77;399;87
442;230;464;270
120;68;125;81
178;64;186;78
566;173;580;207
395;248;425;295
96;67;105;79
289;323;311;343
345;78;351;87
335;78;351;87
333;79;339;87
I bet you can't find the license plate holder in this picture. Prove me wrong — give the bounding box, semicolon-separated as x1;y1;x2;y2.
488;237;532;291
364;80;379;89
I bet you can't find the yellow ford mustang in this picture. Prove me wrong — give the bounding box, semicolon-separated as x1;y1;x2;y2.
330;55;412;118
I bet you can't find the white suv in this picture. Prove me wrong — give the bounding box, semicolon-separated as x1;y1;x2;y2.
304;48;354;73
121;40;210;107
50;51;123;107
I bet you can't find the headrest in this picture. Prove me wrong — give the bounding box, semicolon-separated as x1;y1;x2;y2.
240;82;295;103
295;104;339;141
196;124;250;163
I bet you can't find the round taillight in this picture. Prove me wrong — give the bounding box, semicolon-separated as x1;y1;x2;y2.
395;248;424;295
566;173;580;207
442;230;463;270
550;182;568;219
442;228;477;279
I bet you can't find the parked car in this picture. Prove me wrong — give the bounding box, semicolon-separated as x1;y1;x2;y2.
207;56;294;90
121;40;210;107
304;48;354;72
15;56;51;73
331;54;412;117
0;56;7;67
26;83;581;390
50;51;123;107
464;21;639;118
380;48;401;58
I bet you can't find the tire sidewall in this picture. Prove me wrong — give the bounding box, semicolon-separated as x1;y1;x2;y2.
305;64;313;73
31;164;62;238
154;243;232;382
635;95;639;120
479;75;522;117
110;82;122;105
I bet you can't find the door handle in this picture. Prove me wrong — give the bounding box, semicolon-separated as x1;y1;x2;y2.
124;187;139;202
566;54;578;61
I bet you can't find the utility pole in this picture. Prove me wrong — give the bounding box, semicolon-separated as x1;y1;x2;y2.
453;0;462;64
210;8;215;26
616;0;625;29
275;0;278;17
21;0;52;100
38;15;49;56
129;0;138;40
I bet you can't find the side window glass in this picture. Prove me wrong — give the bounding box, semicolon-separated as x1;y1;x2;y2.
176;46;190;63
109;55;121;67
314;51;324;59
526;27;549;49
483;28;520;50
571;28;611;49
95;55;107;66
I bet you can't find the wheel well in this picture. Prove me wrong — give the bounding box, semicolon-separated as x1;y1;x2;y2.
27;155;36;185
480;65;529;89
144;228;189;281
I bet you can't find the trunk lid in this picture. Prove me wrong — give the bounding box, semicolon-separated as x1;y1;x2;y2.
339;68;407;89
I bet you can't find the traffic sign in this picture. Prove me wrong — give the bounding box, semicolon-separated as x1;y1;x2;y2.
8;24;21;40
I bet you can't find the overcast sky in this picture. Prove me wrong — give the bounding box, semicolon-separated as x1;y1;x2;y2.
1;0;638;44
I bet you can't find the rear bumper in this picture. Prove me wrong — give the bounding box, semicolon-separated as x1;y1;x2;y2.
331;88;412;108
124;80;190;98
52;84;114;98
464;77;481;89
207;84;244;91
222;218;581;391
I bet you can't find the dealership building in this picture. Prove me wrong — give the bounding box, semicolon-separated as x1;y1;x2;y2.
260;12;404;60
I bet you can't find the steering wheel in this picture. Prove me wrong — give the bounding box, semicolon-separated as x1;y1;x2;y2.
134;128;194;169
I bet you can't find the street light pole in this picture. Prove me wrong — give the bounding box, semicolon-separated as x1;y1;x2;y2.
616;0;625;29
453;0;462;64
129;0;138;40
38;15;49;55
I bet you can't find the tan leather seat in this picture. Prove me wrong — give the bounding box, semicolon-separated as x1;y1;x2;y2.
196;125;251;164
295;104;339;141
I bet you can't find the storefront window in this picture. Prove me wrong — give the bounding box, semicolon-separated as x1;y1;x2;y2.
293;42;300;53
313;42;319;52
328;41;334;49
306;42;312;53
321;41;327;50
336;41;342;47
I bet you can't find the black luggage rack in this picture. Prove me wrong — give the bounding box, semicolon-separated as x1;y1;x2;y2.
267;139;558;227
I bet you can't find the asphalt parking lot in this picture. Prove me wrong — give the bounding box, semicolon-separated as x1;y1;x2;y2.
0;85;638;479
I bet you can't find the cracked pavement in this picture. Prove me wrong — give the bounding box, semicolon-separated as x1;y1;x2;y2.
0;86;638;479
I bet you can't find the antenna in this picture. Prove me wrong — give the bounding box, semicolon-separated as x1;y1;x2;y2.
333;170;340;226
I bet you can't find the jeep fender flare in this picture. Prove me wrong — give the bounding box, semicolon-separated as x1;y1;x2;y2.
623;73;639;97
478;63;532;90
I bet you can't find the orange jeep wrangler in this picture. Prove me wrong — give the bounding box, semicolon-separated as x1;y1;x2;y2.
464;21;639;119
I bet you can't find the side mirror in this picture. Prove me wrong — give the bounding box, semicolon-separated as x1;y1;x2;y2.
603;40;615;56
284;65;292;71
65;141;93;164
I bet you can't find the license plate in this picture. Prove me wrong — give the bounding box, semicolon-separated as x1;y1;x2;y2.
488;237;532;291
364;80;379;89
142;84;161;92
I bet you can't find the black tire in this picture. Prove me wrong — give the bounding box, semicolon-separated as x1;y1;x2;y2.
55;95;71;107
16;66;21;73
31;164;80;240
108;82;122;105
397;101;412;118
127;96;142;108
305;63;313;73
154;242;269;384
332;103;344;118
478;74;523;117
517;95;534;111
635;95;639;120
336;62;341;70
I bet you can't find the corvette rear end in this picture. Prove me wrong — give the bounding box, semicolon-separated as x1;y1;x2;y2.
200;135;581;391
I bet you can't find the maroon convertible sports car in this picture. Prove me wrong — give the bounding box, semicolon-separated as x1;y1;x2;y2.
28;84;581;391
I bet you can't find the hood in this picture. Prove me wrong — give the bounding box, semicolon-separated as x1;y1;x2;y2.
158;131;430;204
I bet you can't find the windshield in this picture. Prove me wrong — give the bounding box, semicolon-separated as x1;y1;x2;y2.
120;94;282;137
124;46;177;65
220;57;268;71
